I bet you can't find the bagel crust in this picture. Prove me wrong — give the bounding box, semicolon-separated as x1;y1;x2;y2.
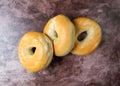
71;17;102;55
44;14;75;56
18;32;53;72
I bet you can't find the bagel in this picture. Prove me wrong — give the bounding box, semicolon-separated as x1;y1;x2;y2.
18;32;53;72
44;14;75;56
71;17;102;55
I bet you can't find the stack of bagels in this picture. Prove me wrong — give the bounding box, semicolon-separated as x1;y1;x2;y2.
18;14;102;72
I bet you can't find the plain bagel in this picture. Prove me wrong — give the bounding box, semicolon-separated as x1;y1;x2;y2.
18;32;53;72
44;14;75;56
71;17;102;55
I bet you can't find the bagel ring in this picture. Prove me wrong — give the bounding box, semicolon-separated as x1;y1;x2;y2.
71;17;102;55
44;14;75;56
18;32;53;72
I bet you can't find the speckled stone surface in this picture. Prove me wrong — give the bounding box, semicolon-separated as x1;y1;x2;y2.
0;0;120;86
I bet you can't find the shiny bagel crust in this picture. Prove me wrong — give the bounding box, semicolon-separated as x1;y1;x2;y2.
71;17;102;55
18;32;53;72
44;14;75;56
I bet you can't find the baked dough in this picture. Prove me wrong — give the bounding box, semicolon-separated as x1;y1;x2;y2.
71;17;102;55
18;32;53;72
44;14;75;56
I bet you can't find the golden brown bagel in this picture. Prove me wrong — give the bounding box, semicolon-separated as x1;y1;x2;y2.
18;32;53;72
71;17;102;55
44;14;75;56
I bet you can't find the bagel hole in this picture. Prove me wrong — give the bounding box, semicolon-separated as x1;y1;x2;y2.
31;47;36;55
54;31;58;38
78;31;87;41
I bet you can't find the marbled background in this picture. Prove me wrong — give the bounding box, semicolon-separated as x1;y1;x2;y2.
0;0;120;86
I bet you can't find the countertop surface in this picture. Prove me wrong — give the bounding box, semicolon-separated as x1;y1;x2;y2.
0;0;120;86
